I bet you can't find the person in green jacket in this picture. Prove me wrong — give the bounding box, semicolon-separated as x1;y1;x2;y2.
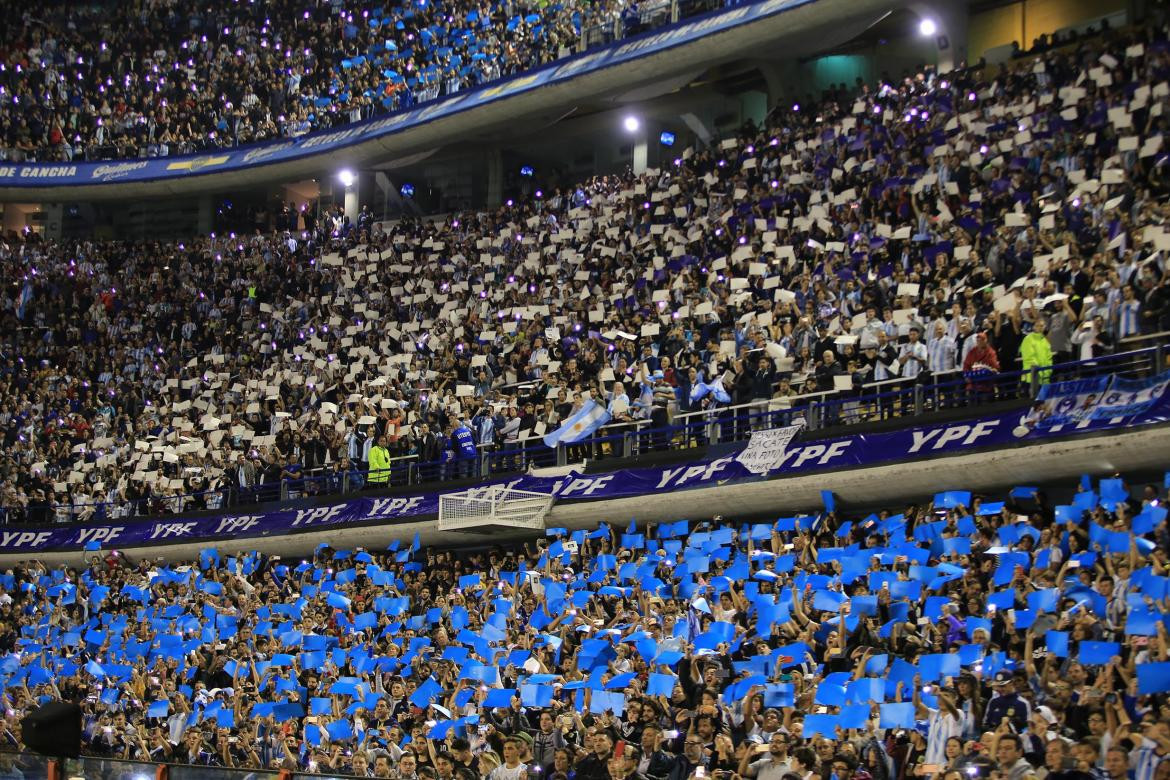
1021;317;1054;386
367;435;392;487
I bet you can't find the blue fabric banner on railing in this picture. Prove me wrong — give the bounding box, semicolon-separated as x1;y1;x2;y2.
2;371;1167;551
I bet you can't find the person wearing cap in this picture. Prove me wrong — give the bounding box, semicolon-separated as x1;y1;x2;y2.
983;671;1031;734
1024;707;1063;759
514;731;536;764
889;722;929;780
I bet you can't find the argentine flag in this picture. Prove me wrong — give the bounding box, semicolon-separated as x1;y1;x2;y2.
690;374;731;405
543;400;611;448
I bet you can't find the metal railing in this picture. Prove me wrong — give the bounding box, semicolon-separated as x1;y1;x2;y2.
580;341;1165;464
578;0;725;51
3;340;1166;526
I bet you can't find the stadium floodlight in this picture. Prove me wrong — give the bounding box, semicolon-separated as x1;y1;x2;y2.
918;18;937;36
337;169;356;187
623;115;640;133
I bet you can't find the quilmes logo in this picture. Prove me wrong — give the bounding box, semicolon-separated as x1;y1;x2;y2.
166;154;231;172
91;162;149;181
242;141;296;165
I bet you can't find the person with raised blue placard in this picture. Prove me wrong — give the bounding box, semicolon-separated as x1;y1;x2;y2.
5;436;1170;780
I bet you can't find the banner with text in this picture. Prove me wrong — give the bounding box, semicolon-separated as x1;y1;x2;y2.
2;375;1167;552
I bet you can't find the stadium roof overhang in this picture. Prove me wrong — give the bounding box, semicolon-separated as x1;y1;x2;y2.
0;0;900;202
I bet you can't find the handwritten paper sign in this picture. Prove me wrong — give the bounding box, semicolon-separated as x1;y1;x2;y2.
735;424;805;475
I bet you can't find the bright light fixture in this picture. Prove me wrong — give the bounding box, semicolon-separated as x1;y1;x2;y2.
623;115;640;133
918;18;937;36
337;169;356;187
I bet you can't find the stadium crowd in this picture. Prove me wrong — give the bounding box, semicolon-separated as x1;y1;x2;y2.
0;0;708;163
0;473;1167;780
3;21;1170;521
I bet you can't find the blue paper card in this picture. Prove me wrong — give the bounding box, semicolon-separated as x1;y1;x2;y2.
1079;640;1120;666
483;688;515;708
879;702;915;728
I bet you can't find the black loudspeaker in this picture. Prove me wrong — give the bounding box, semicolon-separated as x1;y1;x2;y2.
21;701;81;758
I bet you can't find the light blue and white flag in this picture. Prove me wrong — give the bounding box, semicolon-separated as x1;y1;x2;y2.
690;374;731;404
543;400;611;447
16;282;32;321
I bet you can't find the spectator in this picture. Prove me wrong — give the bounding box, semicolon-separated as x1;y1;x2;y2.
1;20;1170;521
998;735;1039;780
1021;319;1055;386
963;333;1001;400
898;328;929;382
983;672;1031;734
368;435;392;488
452;419;478;479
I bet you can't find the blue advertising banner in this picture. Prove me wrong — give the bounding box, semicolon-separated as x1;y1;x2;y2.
0;0;809;189
2;371;1167;552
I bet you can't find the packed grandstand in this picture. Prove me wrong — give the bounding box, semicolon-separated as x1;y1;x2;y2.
0;0;702;163
0;3;1168;780
2;22;1170;522
0;474;1166;779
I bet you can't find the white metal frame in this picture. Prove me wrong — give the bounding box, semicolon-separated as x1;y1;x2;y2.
438;486;554;532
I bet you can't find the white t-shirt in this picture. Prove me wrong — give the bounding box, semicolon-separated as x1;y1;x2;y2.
489;764;528;780
925;709;964;766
